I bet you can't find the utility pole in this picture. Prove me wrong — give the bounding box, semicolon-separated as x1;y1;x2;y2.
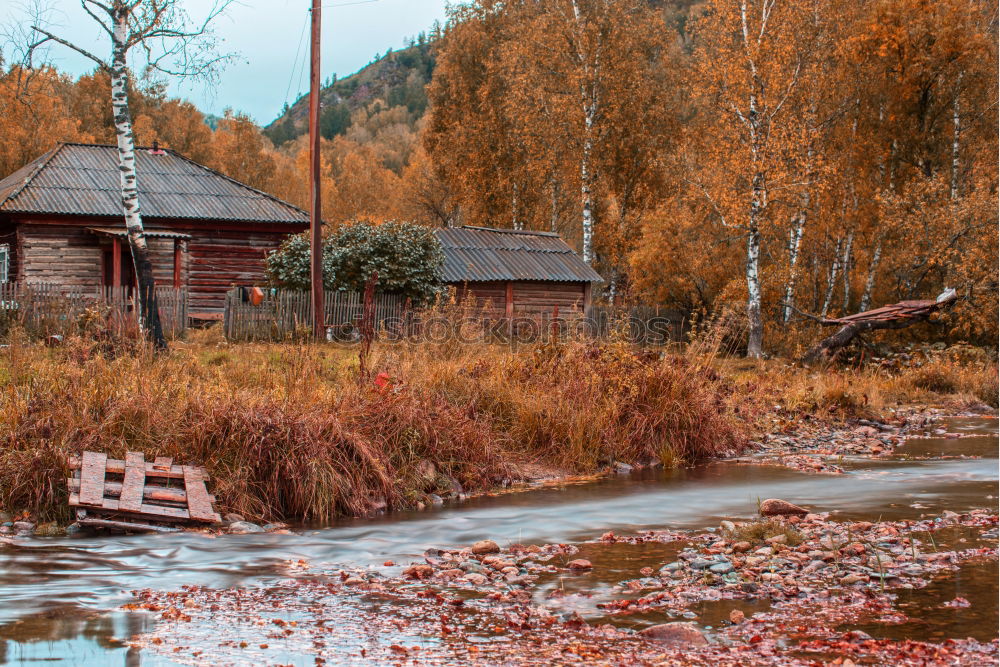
309;0;324;340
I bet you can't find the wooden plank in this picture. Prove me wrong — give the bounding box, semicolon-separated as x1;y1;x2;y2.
69;456;207;481
78;451;107;507
183;466;218;522
118;451;146;512
96;496;190;519
68;478;215;504
152;456;173;471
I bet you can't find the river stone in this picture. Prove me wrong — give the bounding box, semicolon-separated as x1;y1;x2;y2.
567;559;593;570
840;573;868;585
729;609;745;624
459;560;484;573
765;534;788;545
427;494;444;506
262;523;288;533
640;622;709;647
660;561;685;573
223;513;246;523
463;573;488;585
759;499;808;517
0;526;10;535
227;521;264;534
612;462;634;475
720;520;736;533
12;521;34;532
689;558;714;570
471;539;500;555
709;562;734;574
403;564;434;579
732;541;752;553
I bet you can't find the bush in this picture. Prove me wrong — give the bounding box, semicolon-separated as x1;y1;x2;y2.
265;221;444;305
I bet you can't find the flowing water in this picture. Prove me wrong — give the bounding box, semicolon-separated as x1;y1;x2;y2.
1;417;996;665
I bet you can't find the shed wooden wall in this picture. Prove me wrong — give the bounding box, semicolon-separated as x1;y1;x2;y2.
15;224;176;286
451;280;588;316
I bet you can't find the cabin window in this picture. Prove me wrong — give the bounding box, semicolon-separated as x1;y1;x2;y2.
0;244;8;283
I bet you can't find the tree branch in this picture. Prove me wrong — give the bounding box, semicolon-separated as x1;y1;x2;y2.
29;26;109;70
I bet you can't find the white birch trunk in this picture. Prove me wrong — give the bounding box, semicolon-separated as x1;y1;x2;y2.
580;123;595;264
111;11;165;348
782;208;805;323
820;237;843;317
571;0;596;266
746;214;764;358
859;239;882;312
950;84;961;201
841;229;853;311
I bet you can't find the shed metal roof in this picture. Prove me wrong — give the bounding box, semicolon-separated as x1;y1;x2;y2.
0;143;307;224
435;226;602;283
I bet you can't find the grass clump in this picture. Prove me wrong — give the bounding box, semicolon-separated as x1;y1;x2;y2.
722;519;805;547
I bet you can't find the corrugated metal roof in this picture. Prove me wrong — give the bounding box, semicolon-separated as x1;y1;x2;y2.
0;143;307;224
435;226;603;283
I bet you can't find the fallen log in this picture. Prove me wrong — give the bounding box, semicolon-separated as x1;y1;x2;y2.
802;289;957;364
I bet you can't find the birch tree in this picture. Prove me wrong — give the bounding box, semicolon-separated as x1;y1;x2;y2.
23;0;233;348
688;0;808;357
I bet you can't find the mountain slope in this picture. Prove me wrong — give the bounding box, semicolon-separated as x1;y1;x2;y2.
264;37;436;146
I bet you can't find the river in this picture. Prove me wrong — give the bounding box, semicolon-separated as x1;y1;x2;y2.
0;417;996;665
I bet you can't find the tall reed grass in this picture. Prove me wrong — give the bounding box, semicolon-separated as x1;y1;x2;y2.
0;331;748;522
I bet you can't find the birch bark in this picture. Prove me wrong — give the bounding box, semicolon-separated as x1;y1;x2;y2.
111;9;166;348
820;236;843;317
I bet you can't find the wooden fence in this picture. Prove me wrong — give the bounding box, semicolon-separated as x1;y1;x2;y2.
0;283;188;339
223;287;408;341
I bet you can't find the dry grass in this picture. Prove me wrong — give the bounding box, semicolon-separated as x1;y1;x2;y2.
721;518;805;547
0;330;749;522
1;322;993;523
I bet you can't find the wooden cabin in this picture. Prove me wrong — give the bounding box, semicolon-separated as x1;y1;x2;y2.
0;143;308;317
435;226;602;316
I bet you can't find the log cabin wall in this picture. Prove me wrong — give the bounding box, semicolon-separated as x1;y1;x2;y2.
15;223;178;287
184;230;289;313
450;280;589;317
512;282;586;316
6;219;300;314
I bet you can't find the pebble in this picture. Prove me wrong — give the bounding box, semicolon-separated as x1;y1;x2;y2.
471;539;500;555
729;609;745;624
463;573;488;585
720;520;736;532
709;562;734;574
640;622;708;646
227;521;263;534
567;559;593;570
840;573;868;585
732;541;752;553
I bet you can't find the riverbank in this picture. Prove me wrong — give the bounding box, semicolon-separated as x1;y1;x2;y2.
0;333;995;527
2;414;996;664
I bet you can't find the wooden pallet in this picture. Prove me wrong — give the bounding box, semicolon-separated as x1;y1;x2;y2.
68;451;220;532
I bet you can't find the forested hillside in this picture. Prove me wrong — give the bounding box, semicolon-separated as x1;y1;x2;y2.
0;0;996;353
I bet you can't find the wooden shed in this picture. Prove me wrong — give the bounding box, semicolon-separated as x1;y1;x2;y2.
0;143;308;317
435;226;602;316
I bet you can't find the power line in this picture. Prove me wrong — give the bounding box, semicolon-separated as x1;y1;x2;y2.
283;11;310;109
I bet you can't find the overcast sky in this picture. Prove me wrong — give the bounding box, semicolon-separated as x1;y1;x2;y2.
3;0;449;124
